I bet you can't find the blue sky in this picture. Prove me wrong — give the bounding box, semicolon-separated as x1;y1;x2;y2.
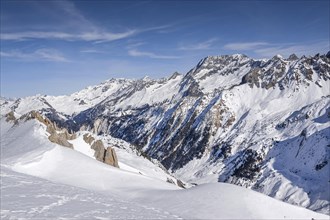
1;0;329;98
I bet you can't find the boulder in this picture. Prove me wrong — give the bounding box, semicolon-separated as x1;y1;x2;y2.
104;147;119;168
91;140;105;162
83;134;120;168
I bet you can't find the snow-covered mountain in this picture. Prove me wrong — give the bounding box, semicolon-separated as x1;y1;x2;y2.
1;117;327;219
1;52;329;216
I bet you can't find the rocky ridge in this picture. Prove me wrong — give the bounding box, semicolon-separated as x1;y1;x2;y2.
83;133;119;168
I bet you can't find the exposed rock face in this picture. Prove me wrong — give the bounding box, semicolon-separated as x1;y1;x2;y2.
22;110;75;148
176;179;186;189
48;132;73;148
104;147;119;168
83;133;95;145
5;111;16;123
91;140;105;162
83;133;119;168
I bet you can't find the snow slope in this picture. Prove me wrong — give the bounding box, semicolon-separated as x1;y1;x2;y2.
0;118;328;219
1;167;180;220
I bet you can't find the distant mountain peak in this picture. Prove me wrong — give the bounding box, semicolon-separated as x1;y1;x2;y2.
288;53;299;61
272;54;283;60
169;71;182;80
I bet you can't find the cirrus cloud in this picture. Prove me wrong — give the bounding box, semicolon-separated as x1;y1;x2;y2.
128;49;180;59
223;41;329;58
178;38;218;50
223;42;269;50
0;48;70;62
0;30;137;43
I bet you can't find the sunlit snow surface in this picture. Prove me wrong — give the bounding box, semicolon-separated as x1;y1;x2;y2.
1;167;181;220
1;118;328;219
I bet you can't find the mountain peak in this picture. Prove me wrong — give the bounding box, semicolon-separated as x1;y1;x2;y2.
272;54;283;60
287;53;299;61
141;76;152;81
169;71;182;80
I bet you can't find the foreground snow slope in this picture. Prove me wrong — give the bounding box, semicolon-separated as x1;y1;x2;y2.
69;132;180;185
0;167;180;220
1;118;328;219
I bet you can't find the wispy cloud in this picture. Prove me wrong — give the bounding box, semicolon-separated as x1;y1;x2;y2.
1;0;172;43
53;0;98;31
0;25;173;43
126;42;146;49
128;49;180;59
224;41;329;58
0;49;69;62
223;42;269;50
254;41;329;57
179;38;217;50
80;49;107;54
1;30;137;43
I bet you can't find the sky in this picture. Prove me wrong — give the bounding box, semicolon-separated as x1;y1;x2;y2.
1;0;329;98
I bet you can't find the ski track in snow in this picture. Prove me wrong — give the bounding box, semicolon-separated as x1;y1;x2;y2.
0;166;182;220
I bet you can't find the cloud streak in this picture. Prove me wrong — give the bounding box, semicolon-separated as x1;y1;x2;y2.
1;30;137;43
0;49;70;62
1;0;172;43
128;49;180;59
179;38;217;50
224;41;329;58
80;49;107;54
223;42;269;50
254;41;329;57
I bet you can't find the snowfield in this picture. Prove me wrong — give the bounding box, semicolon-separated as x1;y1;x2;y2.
1;167;181;220
1;118;328;219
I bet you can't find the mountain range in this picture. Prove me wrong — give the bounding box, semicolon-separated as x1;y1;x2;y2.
1;52;329;217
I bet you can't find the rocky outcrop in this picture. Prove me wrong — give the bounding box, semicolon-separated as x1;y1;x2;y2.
22;110;75;148
83;133;119;168
5;111;17;123
176;179;186;189
91;140;105;162
48;132;73;148
83;133;95;145
104;147;119;167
